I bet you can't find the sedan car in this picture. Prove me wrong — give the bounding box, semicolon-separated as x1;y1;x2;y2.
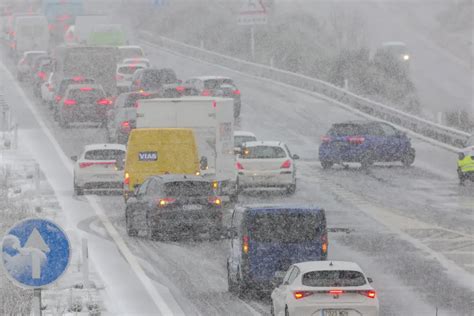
271;261;379;316
125;174;223;240
71;143;126;195
237;141;299;194
319;120;416;169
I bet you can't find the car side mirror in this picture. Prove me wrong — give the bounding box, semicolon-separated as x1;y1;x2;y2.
272;271;286;287
200;156;208;170
70;155;78;162
367;277;373;283
133;185;141;197
292;154;300;160
115;158;125;171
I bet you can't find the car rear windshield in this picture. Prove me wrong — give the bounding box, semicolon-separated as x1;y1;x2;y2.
163;181;212;197
328;124;368;136
59;79;95;95
241;146;286;159
120;48;143;60
84;149;125;160
250;213;324;243
234;136;257;147
204;79;235;89
68;88;105;102
118;65;144;75
302;270;367;287
143;69;177;85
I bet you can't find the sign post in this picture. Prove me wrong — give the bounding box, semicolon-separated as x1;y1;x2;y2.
237;0;268;60
1;219;71;316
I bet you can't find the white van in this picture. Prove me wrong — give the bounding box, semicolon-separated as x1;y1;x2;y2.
13;15;49;57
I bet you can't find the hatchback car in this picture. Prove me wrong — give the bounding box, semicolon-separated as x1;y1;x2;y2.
16;50;47;81
234;131;257;151
52;76;96;117
227;205;328;295
129;68;179;92
116;63;148;93
58;84;112;127
237;141;299;194
184;76;242;118
125;174;223;240
71;143;126;195
319;120;416;169
271;261;379;316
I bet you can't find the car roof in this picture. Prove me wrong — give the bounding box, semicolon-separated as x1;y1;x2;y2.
294;261;364;274
123;57;150;62
332;120;376;126
242;204;324;215
84;143;126;151
24;50;47;56
189;76;232;81
234;131;256;137
242;141;284;147
150;174;208;183
117;63;147;68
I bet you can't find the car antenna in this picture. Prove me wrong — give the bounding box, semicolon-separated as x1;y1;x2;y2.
329;261;333;266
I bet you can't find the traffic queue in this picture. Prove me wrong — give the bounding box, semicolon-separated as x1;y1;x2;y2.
3;7;471;316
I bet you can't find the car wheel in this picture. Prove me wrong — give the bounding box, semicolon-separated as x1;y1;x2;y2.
401;148;415;167
285;306;289;316
125;210;138;237
321;161;333;169
227;265;237;293
270;301;275;316
74;181;84;196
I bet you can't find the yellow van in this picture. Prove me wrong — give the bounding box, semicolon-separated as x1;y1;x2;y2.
123;128;200;199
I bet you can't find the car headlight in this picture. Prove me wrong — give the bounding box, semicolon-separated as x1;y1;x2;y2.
403;54;410;61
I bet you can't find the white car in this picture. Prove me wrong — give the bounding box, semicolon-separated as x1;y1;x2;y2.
271;261;379;316
116;63;148;93
234;130;257;152
236;141;298;194
40;72;55;106
122;57;151;68
72;144;126;195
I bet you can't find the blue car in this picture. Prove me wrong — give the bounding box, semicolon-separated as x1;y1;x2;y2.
319;120;416;169
227;205;328;295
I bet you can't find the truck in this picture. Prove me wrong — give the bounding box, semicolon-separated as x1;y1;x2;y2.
41;0;84;42
136;97;238;201
73;15;111;44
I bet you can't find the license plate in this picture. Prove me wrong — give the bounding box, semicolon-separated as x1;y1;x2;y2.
96;174;113;178
323;311;348;316
182;205;203;211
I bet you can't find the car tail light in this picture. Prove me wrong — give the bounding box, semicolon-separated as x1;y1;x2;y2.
208;196;222;206
139;91;151;97
175;86;185;93
232;89;241;95
48;85;54;91
212;100;217;108
201;89;211;96
157;197;177;207
236;162;244;170
63;99;76;106
79;162;94;168
55;95;62;103
294;291;313;300
72;76;85;82
347;136;365;145
321;135;332;143
280;160;291;169
97;98;112;105
124;172;130;185
80;87;93;91
361;290;376;299
321;233;328;255
37;71;46;80
242;235;249;254
120;121;131;132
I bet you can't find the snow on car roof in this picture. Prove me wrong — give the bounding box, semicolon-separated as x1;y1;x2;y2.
234;131;256;137
294;261;364;273
84;144;126;151
242;140;283;147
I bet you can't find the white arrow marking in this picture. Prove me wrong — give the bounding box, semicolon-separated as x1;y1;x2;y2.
24;228;50;279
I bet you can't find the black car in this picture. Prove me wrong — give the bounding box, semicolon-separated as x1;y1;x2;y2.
52;76;95;118
125;174;223;240
129;68;179;92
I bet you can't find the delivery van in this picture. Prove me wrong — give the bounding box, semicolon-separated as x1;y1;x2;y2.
123;128;201;200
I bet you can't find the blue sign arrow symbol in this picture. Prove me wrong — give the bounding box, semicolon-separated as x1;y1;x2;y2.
24;228;50;279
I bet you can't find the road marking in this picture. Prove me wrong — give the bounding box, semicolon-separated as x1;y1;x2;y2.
0;61;177;315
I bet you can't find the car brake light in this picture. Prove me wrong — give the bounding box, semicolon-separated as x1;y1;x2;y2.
124;172;130;185
201;89;211;96
55;95;62;103
347;136;365;145
175;86;185;92
361;290;376;299
97;98;112;105
79;162;94;168
63;99;76;106
139;91;151;97
321;135;332;143
208;196;222;206
120;121;131;132
294;291;313;299
236;162;244;170
232;89;241;95
329;289;344;295
72;76;85;82
280;160;291;168
157;197;177;207
242;235;249;254
80;87;93;91
37;71;46;80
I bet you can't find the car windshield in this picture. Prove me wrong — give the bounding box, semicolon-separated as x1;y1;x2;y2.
250;213;323;243
163;181;212;197
68;88;105;102
328;124;368;136
302;270;367;287
204;78;235;89
84;149;124;160
234;135;256;147
241;146;286;159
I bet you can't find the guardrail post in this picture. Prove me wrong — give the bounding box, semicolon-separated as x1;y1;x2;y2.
82;238;89;289
34;163;40;193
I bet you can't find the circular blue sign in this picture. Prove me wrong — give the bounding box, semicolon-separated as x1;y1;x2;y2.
1;218;71;289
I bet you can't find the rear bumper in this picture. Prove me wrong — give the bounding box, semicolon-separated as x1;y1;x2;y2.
148;208;223;232
61;107;108;122
238;172;294;188
289;302;379;316
76;174;123;188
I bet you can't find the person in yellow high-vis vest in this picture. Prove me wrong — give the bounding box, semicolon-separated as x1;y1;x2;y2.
457;150;474;185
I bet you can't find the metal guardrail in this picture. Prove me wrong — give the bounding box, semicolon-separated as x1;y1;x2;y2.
139;31;471;148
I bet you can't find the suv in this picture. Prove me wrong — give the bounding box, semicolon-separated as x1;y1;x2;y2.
227;205;328;294
319;120;416;169
125;174;223;240
58;84;112;128
52;77;96;117
184;76;241;118
129;68;178;92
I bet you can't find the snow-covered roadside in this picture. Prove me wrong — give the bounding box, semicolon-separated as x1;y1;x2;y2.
0;145;107;315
